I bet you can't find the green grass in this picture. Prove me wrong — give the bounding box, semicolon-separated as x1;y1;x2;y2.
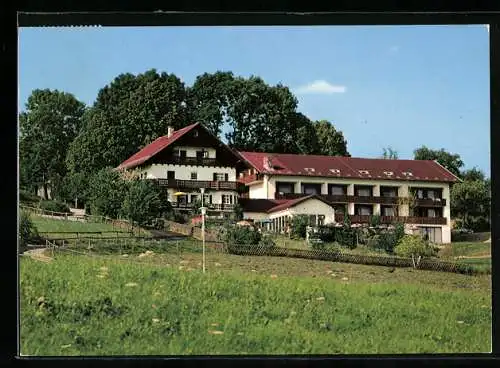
20;249;491;355
445;242;491;257
31;216;150;238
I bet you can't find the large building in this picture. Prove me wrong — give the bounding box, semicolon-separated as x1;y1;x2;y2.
118;124;460;243
116;123;248;216
237;152;460;243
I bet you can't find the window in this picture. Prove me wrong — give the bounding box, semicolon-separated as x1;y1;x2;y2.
402;171;413;177
193;130;199;137
167;171;175;180
180;150;187;158
190;195;198;203
359;170;369;175
222;195;232;204
304;186;319;195
190;172;198;180
357;188;371;197
330;186;344;195
359;206;372;216
330;169;341;174
416;189;424;199
383;207;395;216
427;190;435;200
428;209;436;218
383;171;394;176
214;173;225;181
304;167;315;172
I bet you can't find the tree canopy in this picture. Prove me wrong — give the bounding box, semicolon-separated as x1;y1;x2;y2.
19;89;86;197
413;146;464;178
66;69;190;175
381;147;399;159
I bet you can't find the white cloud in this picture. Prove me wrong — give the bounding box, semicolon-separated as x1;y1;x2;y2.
295;80;346;95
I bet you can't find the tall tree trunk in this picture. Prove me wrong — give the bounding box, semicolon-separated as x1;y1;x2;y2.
43;183;49;200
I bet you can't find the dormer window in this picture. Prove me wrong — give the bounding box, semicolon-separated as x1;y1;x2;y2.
358;170;369;175
383;171;394;176
330;169;340;174
402;171;414;177
304;168;315;173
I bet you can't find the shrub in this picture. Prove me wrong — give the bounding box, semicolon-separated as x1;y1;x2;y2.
394;234;438;268
369;215;381;227
20;189;41;205
221;225;262;246
39;200;71;215
258;236;276;249
19;210;40;251
376;222;405;254
121;179;167;227
87;168;128;219
290;215;309;239
317;225;337;242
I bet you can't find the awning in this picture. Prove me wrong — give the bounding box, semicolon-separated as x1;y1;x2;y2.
174;192;187;196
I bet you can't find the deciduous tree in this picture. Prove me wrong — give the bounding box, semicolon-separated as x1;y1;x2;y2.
19;89;85;198
413;146;463;178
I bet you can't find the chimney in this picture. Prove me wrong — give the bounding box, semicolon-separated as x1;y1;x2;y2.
167;126;175;138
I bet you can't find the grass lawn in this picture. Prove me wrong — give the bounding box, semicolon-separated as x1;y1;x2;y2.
440;242;491;258
20;247;491;355
31;216;149;238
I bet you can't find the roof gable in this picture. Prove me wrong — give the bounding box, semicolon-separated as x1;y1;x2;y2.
267;194;333;213
117;123;248;170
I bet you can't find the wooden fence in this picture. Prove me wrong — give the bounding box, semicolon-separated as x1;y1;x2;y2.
225;245;487;275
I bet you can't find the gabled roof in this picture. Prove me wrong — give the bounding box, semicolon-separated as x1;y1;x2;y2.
239;195;334;214
267;194;333;213
117;123;248;170
117;123;200;170
238;198;289;213
238;152;460;183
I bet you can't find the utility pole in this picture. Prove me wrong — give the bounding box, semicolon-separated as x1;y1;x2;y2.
200;187;206;273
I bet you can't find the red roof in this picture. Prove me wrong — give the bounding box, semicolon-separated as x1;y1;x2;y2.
239;195;333;214
238;152;459;183
117;123;200;170
267;195;333;213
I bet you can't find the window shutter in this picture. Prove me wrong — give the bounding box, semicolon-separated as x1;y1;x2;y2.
213;173;217;181
210;195;213;204
221;194;225;204
229;195;233;204
225;173;229;181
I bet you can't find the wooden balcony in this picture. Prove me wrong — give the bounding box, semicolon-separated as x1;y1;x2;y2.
334;214;447;225
238;173;264;184
169;156;218;166
414;198;447;207
274;192;399;204
153;179;238;191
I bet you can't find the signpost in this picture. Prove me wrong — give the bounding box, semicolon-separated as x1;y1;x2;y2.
200;188;206;273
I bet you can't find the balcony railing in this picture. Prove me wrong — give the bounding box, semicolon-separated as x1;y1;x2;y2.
238;173;264;184
274;192;447;207
414;198;447;207
153;179;238;191
169;156;218;166
334;214;447;225
171;202;234;211
274;192;399;204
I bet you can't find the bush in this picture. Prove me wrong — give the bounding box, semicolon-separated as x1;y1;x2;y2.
121;179;167;226
317;225;337;242
376;222;405;254
369;215;381;227
19;210;40;251
394;234;438;268
258;236;276;249
20;189;41;205
165;211;188;224
221;225;262;246
290;215;309;239
39;200;71;215
88;168;128;219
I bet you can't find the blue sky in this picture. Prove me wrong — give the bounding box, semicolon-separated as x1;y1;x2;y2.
19;25;490;176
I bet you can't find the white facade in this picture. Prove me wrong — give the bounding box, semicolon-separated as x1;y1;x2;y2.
245;174;452;243
143;163;237;182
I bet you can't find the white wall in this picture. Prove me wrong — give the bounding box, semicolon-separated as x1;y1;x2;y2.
248;182;266;198
166;188;237;204
172;146;217;159
288;199;335;216
142;164;237;181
